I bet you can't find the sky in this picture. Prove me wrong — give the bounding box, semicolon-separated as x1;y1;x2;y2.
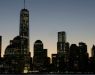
0;0;95;57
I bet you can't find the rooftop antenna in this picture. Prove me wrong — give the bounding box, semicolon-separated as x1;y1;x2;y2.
24;0;25;9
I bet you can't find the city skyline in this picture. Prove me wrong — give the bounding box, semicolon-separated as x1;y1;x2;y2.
0;0;95;57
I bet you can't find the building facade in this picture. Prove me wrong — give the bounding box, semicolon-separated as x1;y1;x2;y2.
57;31;66;55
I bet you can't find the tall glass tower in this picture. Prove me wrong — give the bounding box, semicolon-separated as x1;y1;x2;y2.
19;2;30;72
57;31;66;55
20;9;29;38
57;31;66;72
4;0;31;73
19;8;30;55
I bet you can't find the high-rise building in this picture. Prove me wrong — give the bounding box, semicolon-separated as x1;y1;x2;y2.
19;8;31;73
64;42;70;63
4;1;31;73
57;31;66;72
0;36;2;58
64;42;70;71
58;31;66;43
33;40;49;72
57;31;66;55
19;8;30;54
69;44;80;71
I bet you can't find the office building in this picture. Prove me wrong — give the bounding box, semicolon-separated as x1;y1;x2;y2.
69;44;80;71
33;40;49;72
4;5;31;73
78;42;88;72
57;31;66;55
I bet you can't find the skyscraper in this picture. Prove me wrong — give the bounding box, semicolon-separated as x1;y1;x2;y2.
57;31;66;55
69;44;80;71
78;42;88;72
64;42;70;63
57;31;66;72
33;40;49;72
19;8;30;73
4;0;31;73
19;8;30;54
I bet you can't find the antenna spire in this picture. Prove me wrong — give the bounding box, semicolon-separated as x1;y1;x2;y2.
24;0;25;9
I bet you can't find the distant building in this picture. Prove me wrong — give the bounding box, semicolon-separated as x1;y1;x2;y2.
0;36;2;58
33;40;49;72
79;42;87;54
64;42;70;71
19;9;31;73
51;54;58;72
57;31;66;55
89;45;95;72
52;54;58;66
78;42;89;72
3;8;31;73
57;31;66;72
91;45;95;58
69;44;80;71
64;42;70;62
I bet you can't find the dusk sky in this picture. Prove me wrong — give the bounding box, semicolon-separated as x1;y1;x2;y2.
0;0;95;57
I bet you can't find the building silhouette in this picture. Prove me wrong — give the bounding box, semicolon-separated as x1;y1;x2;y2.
57;31;66;55
3;8;31;73
88;45;95;73
57;31;66;72
92;45;95;58
33;40;50;72
0;0;95;74
19;8;31;73
51;54;58;72
57;31;71;72
69;44;80;72
64;42;70;71
78;42;88;72
0;36;2;58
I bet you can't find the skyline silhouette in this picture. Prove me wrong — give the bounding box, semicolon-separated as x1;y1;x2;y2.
0;0;95;74
0;0;95;57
